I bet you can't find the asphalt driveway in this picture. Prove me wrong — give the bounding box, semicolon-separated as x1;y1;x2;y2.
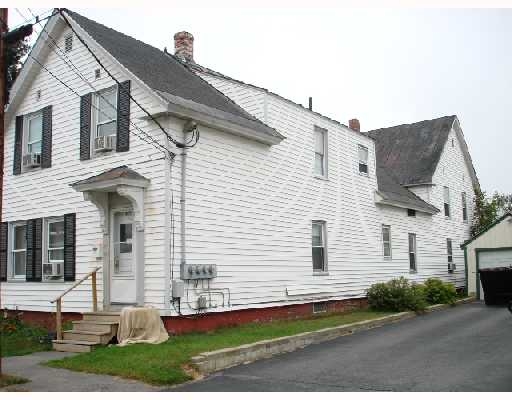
176;302;512;391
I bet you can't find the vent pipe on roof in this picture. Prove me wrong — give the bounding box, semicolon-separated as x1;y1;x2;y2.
174;31;194;63
349;118;360;132
308;97;313;111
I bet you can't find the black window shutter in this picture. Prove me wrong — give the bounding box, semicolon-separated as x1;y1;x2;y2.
33;218;43;282
25;219;35;281
0;222;8;282
64;213;76;281
116;80;131;152
80;93;92;160
41;106;53;168
14;115;23;175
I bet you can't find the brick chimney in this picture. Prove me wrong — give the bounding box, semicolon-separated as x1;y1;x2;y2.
349;118;360;132
174;31;194;62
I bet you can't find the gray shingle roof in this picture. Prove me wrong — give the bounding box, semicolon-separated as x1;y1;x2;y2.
71;165;148;186
376;166;440;214
63;9;280;140
367;115;456;186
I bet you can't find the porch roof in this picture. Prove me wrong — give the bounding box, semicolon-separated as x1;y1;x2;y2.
71;165;149;192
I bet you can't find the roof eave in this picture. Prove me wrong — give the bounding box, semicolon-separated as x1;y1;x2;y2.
146;91;284;146
374;191;439;215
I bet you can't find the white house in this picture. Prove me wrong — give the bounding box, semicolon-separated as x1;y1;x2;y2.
1;9;479;334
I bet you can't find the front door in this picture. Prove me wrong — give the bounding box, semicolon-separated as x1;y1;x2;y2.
110;211;136;304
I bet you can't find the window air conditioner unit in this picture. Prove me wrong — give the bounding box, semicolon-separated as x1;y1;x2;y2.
22;153;41;168
94;135;115;153
448;262;456;272
43;262;64;280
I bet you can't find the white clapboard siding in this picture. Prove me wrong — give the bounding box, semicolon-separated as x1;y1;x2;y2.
176;72;475;313
1;25;170;313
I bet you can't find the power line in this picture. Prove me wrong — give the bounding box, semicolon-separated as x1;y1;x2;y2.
35;23;172;156
27;52;170;155
57;9;198;149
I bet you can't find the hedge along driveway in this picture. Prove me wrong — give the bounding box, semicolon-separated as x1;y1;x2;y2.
46;310;390;386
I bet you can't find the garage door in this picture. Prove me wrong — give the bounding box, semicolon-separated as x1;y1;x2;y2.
478;249;512;300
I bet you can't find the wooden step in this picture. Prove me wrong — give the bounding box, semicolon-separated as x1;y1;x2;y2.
53;339;100;353
63;329;112;344
72;320;118;334
82;311;120;323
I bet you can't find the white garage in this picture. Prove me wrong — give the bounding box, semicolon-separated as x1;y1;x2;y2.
461;213;512;302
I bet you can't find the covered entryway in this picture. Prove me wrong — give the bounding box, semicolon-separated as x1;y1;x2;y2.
71;165;149;308
461;213;512;303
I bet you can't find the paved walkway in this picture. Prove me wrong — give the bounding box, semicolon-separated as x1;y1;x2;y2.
176;302;512;391
2;351;160;392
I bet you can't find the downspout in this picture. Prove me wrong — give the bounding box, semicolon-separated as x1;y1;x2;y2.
180;146;187;270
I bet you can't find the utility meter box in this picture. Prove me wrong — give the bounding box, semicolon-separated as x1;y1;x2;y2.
171;280;185;298
180;263;217;280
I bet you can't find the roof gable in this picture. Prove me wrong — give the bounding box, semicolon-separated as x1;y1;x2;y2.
367;115;456;186
461;212;512;248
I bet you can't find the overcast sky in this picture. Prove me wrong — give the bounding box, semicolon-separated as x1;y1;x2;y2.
10;5;512;193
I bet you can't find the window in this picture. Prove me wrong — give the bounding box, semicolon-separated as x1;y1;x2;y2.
446;238;453;264
407;209;416;217
312;221;327;272
443;186;450;217
95;69;101;79
314;127;327;176
382;225;392;259
451;138;454;147
25;112;43;155
65;34;73;52
47;219;64;263
408;233;417;272
94;87;117;139
358;145;369;174
313;302;328;313
462;192;468;222
12;224;27;278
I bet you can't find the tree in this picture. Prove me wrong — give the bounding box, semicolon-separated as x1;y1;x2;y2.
471;188;499;236
5;36;30;102
493;192;512;215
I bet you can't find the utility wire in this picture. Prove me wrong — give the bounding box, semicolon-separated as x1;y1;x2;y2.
58;8;199;149
25;12;171;156
6;8;55;32
27;52;170;154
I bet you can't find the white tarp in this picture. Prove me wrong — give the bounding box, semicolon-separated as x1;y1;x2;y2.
117;306;169;346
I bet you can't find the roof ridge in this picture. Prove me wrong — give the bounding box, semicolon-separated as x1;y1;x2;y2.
366;115;457;134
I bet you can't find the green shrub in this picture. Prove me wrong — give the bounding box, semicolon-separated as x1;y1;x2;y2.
423;278;457;305
367;277;427;312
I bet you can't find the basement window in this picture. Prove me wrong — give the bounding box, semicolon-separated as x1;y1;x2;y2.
313;302;328;314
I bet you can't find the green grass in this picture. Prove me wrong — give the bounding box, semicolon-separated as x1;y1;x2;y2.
0;374;29;388
46;310;390;386
1;317;52;357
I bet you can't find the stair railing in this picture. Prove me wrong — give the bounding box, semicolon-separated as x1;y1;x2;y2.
50;266;102;340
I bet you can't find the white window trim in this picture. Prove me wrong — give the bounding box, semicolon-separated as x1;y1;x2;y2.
408;233;417;273
382;224;392;260
358;144;369;176
21;111;43;172
462;192;468;223
90;85;118;157
443;186;451;219
10;222;27;280
312;220;328;274
447;238;453;264
46;217;64;264
313;126;328;178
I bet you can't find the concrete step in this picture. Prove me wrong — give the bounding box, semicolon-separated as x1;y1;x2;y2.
82;311;120;323
63;329;112;344
53;339;100;353
72;320;119;334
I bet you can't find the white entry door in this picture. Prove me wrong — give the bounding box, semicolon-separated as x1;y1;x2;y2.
478;249;512;300
110;211;136;304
